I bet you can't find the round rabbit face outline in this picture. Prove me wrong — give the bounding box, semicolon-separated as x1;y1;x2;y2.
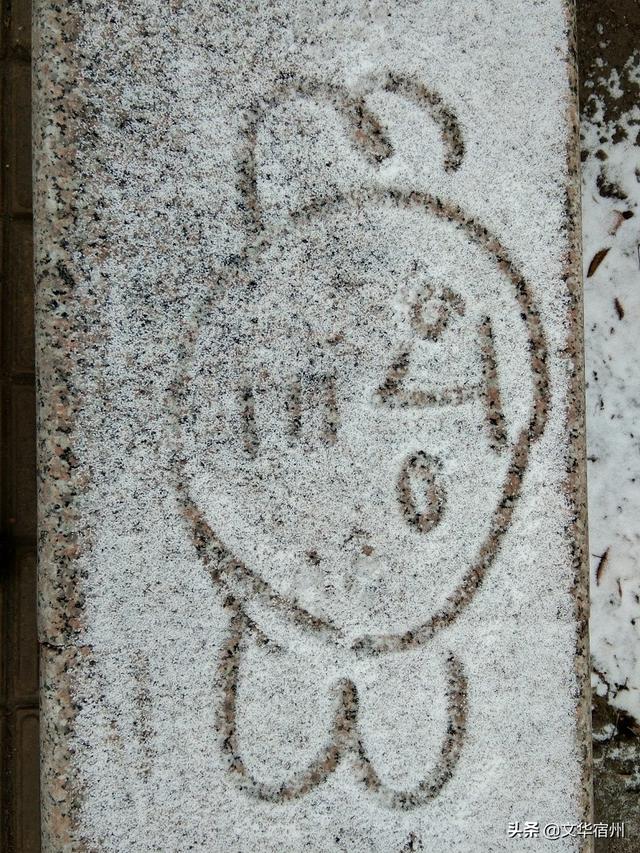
171;194;549;658
169;79;550;657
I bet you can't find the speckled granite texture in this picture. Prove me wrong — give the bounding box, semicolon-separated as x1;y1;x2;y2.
34;0;591;850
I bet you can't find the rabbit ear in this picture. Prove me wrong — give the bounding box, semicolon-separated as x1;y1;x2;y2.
337;95;394;166
367;73;465;173
237;80;395;233
236;75;464;233
333;74;464;172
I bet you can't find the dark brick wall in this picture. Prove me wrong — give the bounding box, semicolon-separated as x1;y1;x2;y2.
1;0;39;848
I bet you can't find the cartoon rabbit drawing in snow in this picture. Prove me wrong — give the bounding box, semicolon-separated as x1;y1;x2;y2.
170;71;548;808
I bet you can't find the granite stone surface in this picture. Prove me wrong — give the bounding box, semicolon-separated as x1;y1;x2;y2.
34;1;591;850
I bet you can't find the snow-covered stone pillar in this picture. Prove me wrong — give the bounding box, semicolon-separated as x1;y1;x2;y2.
35;0;591;849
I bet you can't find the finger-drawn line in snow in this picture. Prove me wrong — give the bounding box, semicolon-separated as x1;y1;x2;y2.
169;73;549;807
284;373;339;447
409;281;466;341
479;316;508;452
377;284;506;452
218;598;467;808
238;72;465;237
397;451;446;535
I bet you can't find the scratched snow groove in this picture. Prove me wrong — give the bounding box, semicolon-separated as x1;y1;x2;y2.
34;0;590;850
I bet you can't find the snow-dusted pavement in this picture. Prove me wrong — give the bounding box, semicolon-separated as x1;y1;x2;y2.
582;50;640;725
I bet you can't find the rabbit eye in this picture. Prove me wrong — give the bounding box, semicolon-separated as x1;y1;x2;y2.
410;283;466;341
397;451;446;534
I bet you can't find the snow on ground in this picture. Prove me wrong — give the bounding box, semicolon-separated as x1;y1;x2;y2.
582;50;640;722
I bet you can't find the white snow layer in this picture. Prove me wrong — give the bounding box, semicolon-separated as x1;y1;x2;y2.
60;1;586;850
582;52;640;723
